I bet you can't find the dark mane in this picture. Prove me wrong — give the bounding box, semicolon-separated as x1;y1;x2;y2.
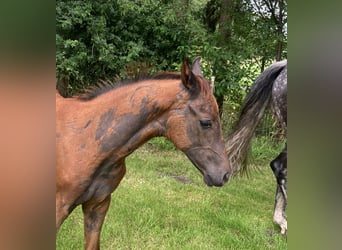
76;80;117;101
152;72;181;80
77;72;181;101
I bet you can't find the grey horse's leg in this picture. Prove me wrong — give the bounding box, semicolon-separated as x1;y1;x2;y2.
270;146;287;234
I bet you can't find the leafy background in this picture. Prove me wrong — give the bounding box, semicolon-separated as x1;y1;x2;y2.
56;0;287;122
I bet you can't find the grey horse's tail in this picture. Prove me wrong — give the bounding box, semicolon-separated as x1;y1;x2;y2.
225;60;287;175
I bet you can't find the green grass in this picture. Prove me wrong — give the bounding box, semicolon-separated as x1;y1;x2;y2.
56;139;287;249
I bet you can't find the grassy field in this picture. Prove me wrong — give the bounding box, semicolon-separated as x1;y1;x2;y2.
56;138;287;250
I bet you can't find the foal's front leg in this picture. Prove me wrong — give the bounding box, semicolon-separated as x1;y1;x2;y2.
82;163;126;250
82;195;111;250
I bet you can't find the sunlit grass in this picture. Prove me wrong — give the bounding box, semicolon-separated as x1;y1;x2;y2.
56;139;287;249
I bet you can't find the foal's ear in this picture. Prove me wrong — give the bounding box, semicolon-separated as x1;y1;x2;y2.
191;56;203;76
181;56;202;95
181;57;190;88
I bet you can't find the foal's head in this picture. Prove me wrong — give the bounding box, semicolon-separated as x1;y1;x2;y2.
166;57;230;186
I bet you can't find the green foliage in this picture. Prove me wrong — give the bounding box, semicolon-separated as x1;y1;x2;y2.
56;0;287;139
56;1;122;94
199;0;287;118
56;0;211;96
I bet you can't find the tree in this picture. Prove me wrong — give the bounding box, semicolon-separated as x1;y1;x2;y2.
201;0;287;117
249;0;287;62
56;0;287;121
56;0;210;96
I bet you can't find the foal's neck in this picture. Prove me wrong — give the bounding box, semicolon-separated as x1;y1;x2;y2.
97;79;185;158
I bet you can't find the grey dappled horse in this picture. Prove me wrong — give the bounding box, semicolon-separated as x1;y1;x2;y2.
225;60;287;234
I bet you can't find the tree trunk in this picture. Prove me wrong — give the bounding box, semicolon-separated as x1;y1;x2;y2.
275;0;284;61
272;0;286;61
216;95;224;118
215;0;234;118
218;0;233;46
276;38;283;61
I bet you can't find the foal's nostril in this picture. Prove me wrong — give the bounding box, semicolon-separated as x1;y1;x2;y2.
223;172;230;183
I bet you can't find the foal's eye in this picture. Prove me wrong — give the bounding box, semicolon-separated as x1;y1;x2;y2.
200;120;212;129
